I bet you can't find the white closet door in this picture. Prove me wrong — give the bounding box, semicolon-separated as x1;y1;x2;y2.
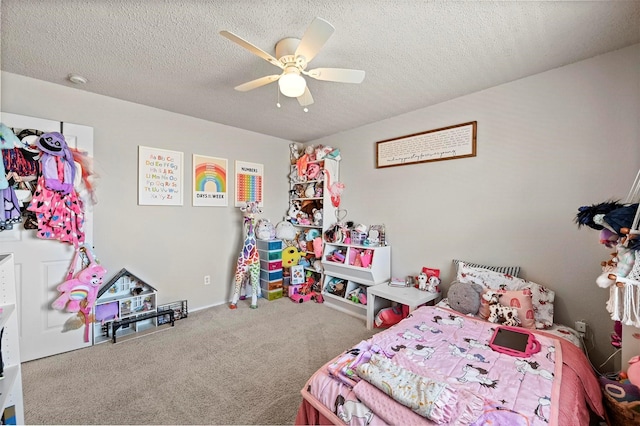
0;112;94;361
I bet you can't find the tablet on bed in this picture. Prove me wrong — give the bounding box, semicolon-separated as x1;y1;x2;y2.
489;325;541;357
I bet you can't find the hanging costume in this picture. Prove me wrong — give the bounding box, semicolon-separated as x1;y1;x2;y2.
28;132;85;247
0;123;24;230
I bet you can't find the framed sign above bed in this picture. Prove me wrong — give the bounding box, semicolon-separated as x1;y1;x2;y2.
375;121;477;168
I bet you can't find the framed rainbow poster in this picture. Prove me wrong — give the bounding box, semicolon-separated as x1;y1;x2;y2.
193;154;228;206
235;160;263;207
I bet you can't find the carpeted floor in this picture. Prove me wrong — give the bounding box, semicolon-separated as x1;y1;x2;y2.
21;298;377;425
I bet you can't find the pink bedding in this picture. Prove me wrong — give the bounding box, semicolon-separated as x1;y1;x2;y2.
297;306;604;426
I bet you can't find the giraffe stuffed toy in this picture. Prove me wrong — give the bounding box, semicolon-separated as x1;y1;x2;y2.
230;201;262;309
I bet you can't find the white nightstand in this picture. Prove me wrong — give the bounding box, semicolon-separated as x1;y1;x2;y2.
366;284;441;330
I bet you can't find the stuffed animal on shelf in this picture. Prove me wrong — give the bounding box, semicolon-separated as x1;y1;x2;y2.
289;143;300;164
281;245;301;268
446;281;483;315
286;201;302;222
417;272;428;291
304;183;316;198
290;184;305;199
427;275;441;293
312;208;323;226
314;144;334;161
306;163;321;180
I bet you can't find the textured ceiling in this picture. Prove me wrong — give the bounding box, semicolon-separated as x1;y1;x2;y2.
2;1;639;143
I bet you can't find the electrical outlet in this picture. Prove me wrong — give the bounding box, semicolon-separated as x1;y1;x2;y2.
204;275;211;285
575;320;587;334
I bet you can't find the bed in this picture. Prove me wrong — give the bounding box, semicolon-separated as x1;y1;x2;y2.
296;261;605;426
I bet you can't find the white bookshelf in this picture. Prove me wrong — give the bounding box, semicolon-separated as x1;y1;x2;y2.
0;254;24;424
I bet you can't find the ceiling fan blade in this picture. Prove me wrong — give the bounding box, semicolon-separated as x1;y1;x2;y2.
297;87;314;107
220;30;284;69
234;74;281;92
295;17;335;62
305;68;365;83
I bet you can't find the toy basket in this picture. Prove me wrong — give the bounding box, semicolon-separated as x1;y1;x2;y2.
603;389;640;425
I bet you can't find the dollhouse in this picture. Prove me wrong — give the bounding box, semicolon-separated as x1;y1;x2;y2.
93;268;159;344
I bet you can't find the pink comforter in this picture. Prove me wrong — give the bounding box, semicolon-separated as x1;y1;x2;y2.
298;306;604;426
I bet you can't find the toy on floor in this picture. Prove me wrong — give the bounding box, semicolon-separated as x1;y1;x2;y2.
289;275;323;303
374;305;409;328
230;202;262;310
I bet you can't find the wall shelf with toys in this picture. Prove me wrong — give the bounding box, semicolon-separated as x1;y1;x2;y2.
285;144;341;298
321;241;391;320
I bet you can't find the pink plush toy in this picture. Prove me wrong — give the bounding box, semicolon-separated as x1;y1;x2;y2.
628;356;640;387
306;163;321;180
313;237;323;258
52;262;107;312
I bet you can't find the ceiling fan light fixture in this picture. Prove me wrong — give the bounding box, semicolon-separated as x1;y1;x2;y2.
278;68;306;98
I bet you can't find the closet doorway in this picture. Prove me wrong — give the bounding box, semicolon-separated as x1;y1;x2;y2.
1;112;94;361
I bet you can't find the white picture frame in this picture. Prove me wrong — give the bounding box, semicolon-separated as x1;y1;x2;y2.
138;146;184;206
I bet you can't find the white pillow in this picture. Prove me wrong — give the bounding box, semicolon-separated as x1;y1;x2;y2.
456;262;555;329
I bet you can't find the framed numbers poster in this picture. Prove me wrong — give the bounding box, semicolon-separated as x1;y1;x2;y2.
138;146;184;206
235;160;263;207
193;154;228;206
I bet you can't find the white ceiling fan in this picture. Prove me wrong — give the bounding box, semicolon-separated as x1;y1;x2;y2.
220;17;365;108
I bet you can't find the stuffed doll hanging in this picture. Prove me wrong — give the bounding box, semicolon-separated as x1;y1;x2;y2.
28;132;86;247
52;245;107;342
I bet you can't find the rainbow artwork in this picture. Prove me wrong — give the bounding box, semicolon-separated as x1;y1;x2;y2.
235;160;264;207
193;155;228;206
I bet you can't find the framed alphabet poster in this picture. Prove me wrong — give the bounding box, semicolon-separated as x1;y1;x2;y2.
138;146;184;206
235;160;263;207
193;154;228;207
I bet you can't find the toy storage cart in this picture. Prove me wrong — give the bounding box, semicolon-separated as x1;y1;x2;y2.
257;239;284;300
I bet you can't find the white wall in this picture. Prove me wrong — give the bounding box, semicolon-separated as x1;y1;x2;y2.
2;44;639;369
311;44;640;369
1;72;292;310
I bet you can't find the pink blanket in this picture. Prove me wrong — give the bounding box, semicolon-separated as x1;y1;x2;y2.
299;306;604;425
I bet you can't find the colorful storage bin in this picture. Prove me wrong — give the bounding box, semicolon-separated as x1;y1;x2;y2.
260;259;282;271
257;239;283;251
260;278;283;291
259;249;281;261
262;288;283;301
260;268;283;281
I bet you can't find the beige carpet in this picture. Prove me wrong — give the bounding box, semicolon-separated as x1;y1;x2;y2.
22;298;377;425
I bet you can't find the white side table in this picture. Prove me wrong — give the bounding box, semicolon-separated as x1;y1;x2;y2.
366;284;440;330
